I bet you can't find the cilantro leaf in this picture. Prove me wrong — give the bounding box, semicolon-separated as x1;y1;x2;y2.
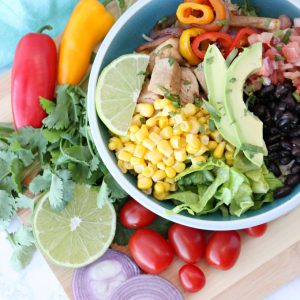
97;181;109;209
0;190;16;229
29;169;52;194
103;173;127;200
10;159;23;193
15;194;34;211
49;173;65;210
40;97;55;114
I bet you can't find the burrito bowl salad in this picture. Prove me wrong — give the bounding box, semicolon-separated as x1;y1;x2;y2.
96;0;300;217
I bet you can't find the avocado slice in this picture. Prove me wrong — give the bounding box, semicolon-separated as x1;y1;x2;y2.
224;43;266;167
204;45;239;148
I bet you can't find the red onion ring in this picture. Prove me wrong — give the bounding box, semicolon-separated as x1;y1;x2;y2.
150;26;183;40
72;250;141;300
109;275;184;300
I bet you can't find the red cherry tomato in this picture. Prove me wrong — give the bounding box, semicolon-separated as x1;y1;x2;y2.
120;198;157;229
205;231;241;270
168;224;206;264
129;228;174;274
243;223;268;237
179;264;206;293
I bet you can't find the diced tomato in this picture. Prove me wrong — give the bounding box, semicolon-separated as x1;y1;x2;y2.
282;42;300;63
258;57;274;77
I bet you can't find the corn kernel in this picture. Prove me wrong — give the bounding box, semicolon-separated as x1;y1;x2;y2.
147;149;163;164
134;145;147;158
153;192;168;201
135;125;149;143
142;166;155;178
225;151;234;161
182;103;197;116
146;117;158;127
108;141;122;151
200;105;209;115
143;188;152;195
208;141;218;150
158;116;169;128
173;162;186;173
196;111;204;118
226;143;235;152
165;177;175;184
163;182;171;192
130;157;145;166
138;176;153;189
190;119;200;134
154;98;170;110
201;135;210;146
210;130;223;143
154;182;165;194
227;159;234;166
165;167;176;178
149;132;162;145
170;184;177;191
118;150;132;162
136;103;155;118
214;141;226;159
163;156;175;167
124;142;136;154
191;156;206;165
157;140;173;157
157;162;166;170
198;117;207;124
134;163;147;174
142;138;156;151
132;113;143;126
162;104;177;115
186;134;201;149
186;144;199;155
120;136;130;143
180;121;192;132
152;170;166;182
174;113;185;124
174;149;187;162
117;160;127;173
149;126;160;134
195;145;209;156
160;126;173;139
169;117;175;126
173;125;182;136
123;161;133;170
129;132;137;142
148;163;158;172
170;136;182;149
129;125;140;133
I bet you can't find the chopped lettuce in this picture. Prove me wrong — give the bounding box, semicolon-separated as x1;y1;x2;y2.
167;155;283;217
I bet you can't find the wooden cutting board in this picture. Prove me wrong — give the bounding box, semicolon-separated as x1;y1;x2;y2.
1;2;300;299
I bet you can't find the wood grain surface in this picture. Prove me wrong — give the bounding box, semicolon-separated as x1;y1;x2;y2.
1;1;300;299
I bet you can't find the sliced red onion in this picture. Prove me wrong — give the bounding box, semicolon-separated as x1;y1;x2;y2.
136;36;172;53
109;275;184;300
72;250;141;300
150;27;183;40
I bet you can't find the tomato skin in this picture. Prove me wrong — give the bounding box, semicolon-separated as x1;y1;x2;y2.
120;198;157;229
179;264;206;293
243;223;268;237
168;224;206;264
205;231;241;271
129;228;174;274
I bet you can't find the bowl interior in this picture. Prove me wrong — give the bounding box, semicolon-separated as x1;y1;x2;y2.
88;0;300;228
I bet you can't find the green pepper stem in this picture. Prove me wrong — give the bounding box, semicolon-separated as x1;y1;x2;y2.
37;25;53;34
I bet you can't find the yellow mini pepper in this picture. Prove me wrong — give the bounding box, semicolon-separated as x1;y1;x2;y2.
179;28;205;65
58;0;115;85
176;2;214;25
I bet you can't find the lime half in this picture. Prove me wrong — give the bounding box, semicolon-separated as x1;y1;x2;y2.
95;54;149;136
33;185;116;268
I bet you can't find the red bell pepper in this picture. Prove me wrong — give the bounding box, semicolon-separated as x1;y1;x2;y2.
11;26;57;129
227;28;257;55
192;32;233;59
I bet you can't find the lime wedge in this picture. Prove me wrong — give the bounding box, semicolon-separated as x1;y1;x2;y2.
95;54;150;136
33;185;116;268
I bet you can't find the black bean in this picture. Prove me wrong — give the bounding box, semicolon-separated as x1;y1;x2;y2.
285;174;300;187
280;156;293;165
289;128;300;137
281;126;291;133
291;163;300;175
268;162;282;177
275;84;289;98
268;143;281;152
280;141;292;151
274;186;292;198
258;84;275;97
277;101;287;112
295;104;300;114
291;138;300;148
270;102;277;112
283;93;296;110
278;112;295;124
270;128;281;135
280;150;291;157
266;134;281;144
269;152;280;161
292;146;300;157
296;157;300;163
274;110;283;122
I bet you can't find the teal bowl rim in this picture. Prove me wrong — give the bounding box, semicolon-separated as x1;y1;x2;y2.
87;0;300;230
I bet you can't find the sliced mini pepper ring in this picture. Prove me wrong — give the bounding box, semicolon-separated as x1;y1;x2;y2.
176;3;214;25
191;0;228;32
179;28;206;65
191;32;233;59
227;28;258;55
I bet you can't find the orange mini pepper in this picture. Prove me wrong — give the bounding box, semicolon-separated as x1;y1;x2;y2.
58;0;115;85
176;2;214;25
179;28;205;65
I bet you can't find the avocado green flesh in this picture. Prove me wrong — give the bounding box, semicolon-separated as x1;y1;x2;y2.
204;45;240;148
224;43;266;167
